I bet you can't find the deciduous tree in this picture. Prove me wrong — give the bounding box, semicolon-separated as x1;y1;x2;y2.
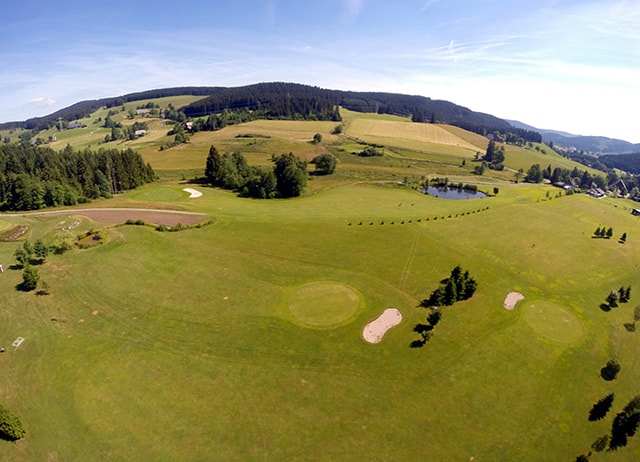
311;153;337;175
272;152;307;198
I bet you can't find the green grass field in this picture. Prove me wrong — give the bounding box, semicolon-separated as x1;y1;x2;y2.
1;104;639;460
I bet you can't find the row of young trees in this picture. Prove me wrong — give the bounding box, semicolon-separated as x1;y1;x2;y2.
205;146;309;198
0;144;155;211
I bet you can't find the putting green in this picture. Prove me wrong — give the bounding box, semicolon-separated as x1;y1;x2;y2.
524;301;585;344
287;282;362;328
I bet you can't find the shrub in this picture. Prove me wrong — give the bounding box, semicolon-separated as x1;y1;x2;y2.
21;265;39;291
0;405;25;441
601;360;621;381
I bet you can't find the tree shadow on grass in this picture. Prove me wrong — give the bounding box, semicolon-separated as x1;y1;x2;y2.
589;393;615;421
15;282;35;292
600;303;612;312
410;324;433;348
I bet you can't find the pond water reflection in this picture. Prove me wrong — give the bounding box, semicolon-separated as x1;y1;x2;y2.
421;186;487;200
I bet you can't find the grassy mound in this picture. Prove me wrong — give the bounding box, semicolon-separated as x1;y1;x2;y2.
287;282;361;328
524;301;585;344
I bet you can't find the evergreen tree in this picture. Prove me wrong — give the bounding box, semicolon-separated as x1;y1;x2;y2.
21;265;39;291
14;247;28;267
484;140;496;162
33;239;49;262
23;240;34;257
443;278;457;306
463;277;478;299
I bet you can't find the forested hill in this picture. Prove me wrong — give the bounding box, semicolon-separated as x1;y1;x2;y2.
180;83;541;141
1;82;541;142
599;153;640;174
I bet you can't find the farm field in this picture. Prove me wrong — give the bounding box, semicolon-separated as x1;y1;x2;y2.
1;106;640;460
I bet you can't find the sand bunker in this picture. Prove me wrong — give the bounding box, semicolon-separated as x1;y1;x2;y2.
363;308;403;343
504;292;525;310
183;188;203;198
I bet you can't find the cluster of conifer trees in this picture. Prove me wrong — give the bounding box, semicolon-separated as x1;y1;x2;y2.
0;144;155;211
183;83;341;122
421;265;478;307
205;146;307;198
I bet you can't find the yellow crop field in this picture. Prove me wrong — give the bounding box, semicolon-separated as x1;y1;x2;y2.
191;119;340;145
346;118;487;157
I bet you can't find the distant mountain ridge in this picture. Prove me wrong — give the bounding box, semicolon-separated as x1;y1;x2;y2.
1;82;540;142
508;119;640;155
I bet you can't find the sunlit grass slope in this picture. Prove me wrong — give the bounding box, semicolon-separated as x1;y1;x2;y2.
1;180;640;460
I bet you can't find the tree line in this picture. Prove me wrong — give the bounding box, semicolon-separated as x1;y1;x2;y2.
520;163;607;188
0;144;155;211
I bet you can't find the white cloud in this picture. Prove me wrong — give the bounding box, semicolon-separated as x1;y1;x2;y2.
29;97;56;107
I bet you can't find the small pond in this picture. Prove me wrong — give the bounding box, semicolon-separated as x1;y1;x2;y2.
421;186;488;200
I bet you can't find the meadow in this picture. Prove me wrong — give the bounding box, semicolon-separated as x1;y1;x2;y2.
1;107;639;461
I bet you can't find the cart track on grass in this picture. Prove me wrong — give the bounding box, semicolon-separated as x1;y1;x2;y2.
0;207;207;226
399;229;419;290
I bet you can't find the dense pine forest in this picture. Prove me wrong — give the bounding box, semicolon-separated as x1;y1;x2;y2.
599;153;640;174
0;144;155;211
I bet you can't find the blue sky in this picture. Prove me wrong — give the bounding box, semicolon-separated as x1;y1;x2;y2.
2;0;639;142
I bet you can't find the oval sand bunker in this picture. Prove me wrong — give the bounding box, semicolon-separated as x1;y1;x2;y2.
363;308;403;344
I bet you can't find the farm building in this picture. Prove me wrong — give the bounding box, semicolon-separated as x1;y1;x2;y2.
587;184;606;198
